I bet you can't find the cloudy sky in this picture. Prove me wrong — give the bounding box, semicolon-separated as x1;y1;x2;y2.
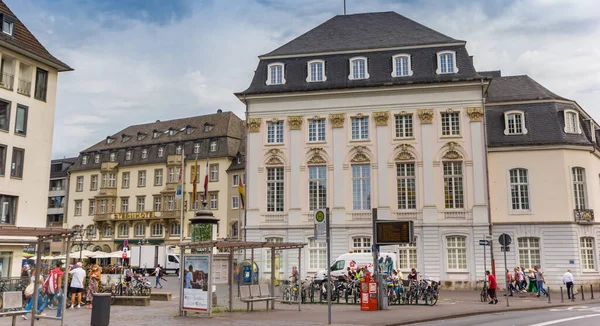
7;0;600;158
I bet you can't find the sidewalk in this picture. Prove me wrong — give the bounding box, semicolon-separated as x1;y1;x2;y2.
5;290;599;326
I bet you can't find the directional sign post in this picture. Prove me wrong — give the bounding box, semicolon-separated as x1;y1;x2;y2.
314;209;331;324
479;240;490;246
314;210;326;243
499;233;512;307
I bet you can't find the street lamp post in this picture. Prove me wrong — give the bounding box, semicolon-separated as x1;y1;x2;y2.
73;224;96;261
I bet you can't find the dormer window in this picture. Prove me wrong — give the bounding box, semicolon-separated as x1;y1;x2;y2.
564;109;581;134
194;143;200;154
106;137;114;144
94;154;100;164
125;151;132;161
306;59;326;82
210;141;217;152
349;57;369;80
186;126;193;134
504;111;528;135
391;54;413;77
168;129;174;136
204;124;213;132
237;156;242;164
266;63;285;85
1;15;15;36
109;153;116;162
141;149;148;159
176;145;182;155
82;156;88;165
137;132;147;141
121;134;130;142
153;131;158;138
436;51;458;74
158;147;164;158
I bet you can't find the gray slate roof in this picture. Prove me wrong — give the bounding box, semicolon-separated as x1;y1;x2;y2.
50;157;77;179
486;75;569;103
263;12;461;57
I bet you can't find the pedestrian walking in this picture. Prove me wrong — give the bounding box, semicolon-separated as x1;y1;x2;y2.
85;264;101;309
38;261;65;319
562;269;575;300
527;269;537;293
486;271;498;304
152;264;163;289
534;266;548;297
21;268;45;320
68;262;86;309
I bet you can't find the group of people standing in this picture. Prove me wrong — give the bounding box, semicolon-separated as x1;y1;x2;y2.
486;266;555;305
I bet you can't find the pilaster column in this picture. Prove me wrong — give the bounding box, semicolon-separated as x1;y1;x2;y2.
374;111;391;219
467;107;488;225
288;116;303;210
418;109;437;223
246;118;261;213
330;113;345;209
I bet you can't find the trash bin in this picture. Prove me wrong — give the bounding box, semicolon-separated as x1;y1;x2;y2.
91;293;111;326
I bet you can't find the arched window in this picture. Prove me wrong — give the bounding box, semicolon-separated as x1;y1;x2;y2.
391;54;413;77
103;226;113;238
266;63;285;85
436;50;458;74
118;224;129;238
564;110;580;134
504;111;527;135
348;57;369;80
306;59;326;82
509;168;530;211
134;223;145;237
170;223;181;236
151;223;163;237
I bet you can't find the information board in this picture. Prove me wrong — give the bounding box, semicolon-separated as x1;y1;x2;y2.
212;256;229;285
183;254;210;311
375;221;413;245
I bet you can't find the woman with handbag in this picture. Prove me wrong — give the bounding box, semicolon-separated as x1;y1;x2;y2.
21;269;45;320
85;265;101;309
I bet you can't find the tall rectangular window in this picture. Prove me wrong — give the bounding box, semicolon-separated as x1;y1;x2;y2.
308;119;326;142
155;169;163;186
99;199;107;213
74;200;82;216
137;197;145;212
138;171;146;187
351;116;369;140
91;175;98;190
34;68;48;101
352;237;371;253
209;193;218;210
232;196;239;209
0;195;17;224
269;65;283;85
168;167;175;183
210;164;219;181
398;243;417;270
397;163;416;210
309;166;327;211
518;237;540;269
122;172;130;188
352;164;370;210
581;237;596;270
0;144;5;176
351;58;366;79
446;236;467;270
266;167;284;212
394;56;410;77
232;175;239;187
167;195;175;211
0;101;8;132
108;173;116;188
572;167;587;210
394;114;413;138
506;112;524;134
509;168;530;210
441;112;460;136
10;147;24;178
121;198;129;213
443;162;464;209
76;176;83;192
89;200;96;215
309;61;324;82
14;105;27;136
439;53;455;73
154;196;162;212
565;111;579;134
265;237;283;271
267;121;284;144
308;238;326;270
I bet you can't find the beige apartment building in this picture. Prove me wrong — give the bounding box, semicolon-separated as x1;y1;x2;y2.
225;142;245;239
0;1;72;277
66;111;244;253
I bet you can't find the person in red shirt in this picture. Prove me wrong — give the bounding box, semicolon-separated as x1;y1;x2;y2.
486;270;498;304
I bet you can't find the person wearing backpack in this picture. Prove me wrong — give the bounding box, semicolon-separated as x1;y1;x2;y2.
39;261;65;319
21;268;45;320
151;264;163;289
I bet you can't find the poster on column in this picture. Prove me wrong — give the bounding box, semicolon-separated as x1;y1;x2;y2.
183;254;210;311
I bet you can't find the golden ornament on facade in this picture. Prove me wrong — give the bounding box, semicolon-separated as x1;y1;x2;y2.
247;118;262;132
265;156;284;166
308;154;327;164
329;113;345;128
467;107;484;121
288;116;303;130
418;109;434;124
442;142;463;159
351;153;370;163
394;143;415;161
373;111;390;126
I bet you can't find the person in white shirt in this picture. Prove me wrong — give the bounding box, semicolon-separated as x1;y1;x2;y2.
69;262;86;309
562;269;575;300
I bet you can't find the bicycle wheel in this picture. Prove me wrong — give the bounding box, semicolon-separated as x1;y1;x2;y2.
428;290;438;306
480;288;488;302
283;287;290;301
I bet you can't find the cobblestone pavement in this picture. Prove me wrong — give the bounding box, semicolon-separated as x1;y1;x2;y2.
3;277;600;326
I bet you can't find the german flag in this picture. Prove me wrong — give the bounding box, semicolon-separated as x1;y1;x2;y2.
238;178;245;209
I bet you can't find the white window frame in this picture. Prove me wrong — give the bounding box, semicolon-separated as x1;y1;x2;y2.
266;63;286;85
391;54;413;77
134;223;145;237
74;201;82;216
118;224;129;238
436;50;458;74
76;176;83;192
308;165;327;211
397;163;416;210
155;169;163;186
125;151;132;161
580;237;596;271
441;111;461;136
308;237;326;271
104;226;113;237
350;116;369;140
122;172;130;188
91;175;98;190
398;242;418;271
572;167;587;210
446;236;467;271
108;173;116;188
232;196;240;209
352;164;371;210
504;110;528;135
306;59;327;82
348;56;369;80
154;196;162;212
167;195;175;211
194;143;200;154
394;114;413;139
564;109;581;134
267;120;284;144
264;237;283;272
151;223;163;237
158;147;164;157
518;237;541;269
508;168;530;212
94;155;100;164
308;118;326;142
109;153;116;162
210;141;217;152
138;171;146;187
210;165;218;181
176;145;182;155
137;197;145;212
170;223;180;236
232;175;239;187
121;198;129;213
351;236;371;253
443;161;464;209
209;194;218;210
141;149;148;159
82;156;88;165
266;167;284;212
168;167;175;183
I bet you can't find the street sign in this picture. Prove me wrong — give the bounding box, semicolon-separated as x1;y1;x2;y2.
501;246;510;252
123;247;128;253
375;221;414;245
122;253;127;259
498;233;512;246
479;240;490;246
314;210;327;243
314;210;325;223
124;239;129;247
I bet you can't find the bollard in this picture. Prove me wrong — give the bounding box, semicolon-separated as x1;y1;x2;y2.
581;285;585;301
560;286;564;303
572;287;575;302
547;286;551;303
591;284;595;299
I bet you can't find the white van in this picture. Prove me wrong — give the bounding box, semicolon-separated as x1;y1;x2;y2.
314;252;397;281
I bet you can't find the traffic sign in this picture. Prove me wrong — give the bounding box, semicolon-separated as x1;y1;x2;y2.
124;239;129;247
123;247;128;253
479;240;490;246
498;233;512;246
122;253;127;259
501;246;510;252
314;210;326;223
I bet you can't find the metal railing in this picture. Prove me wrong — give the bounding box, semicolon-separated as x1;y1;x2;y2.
574;209;594;223
17;78;31;96
262;213;288;223
0;73;14;90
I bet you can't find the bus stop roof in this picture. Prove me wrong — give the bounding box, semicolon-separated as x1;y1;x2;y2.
178;239;306;250
0;226;77;240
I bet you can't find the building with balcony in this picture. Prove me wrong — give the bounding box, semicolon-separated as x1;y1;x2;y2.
48;157;76;227
237;12;490;285
486;73;600;287
0;0;72;277
66;111;244;253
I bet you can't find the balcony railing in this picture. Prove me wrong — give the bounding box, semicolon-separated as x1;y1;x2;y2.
574;209;594;223
0;73;14;90
262;213;288;223
393;211;423;220
349;211;371;222
17;79;31;96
